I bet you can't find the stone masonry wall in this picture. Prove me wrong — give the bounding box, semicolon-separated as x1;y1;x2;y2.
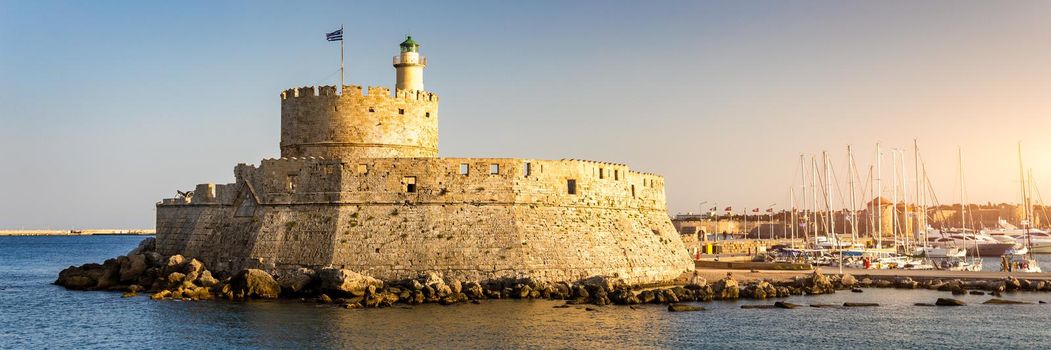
279;85;439;159
156;157;691;285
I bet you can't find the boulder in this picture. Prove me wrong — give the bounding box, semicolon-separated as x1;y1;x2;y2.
228;269;281;299
150;290;171;300
55;263;106;290
197;270;220;288
119;254;147;282
840;274;857;288
318;268;383;297
182;259;205;280
713;276;740;300
895;277;918;289
686;271;708;288
935;298;966;306
143;252;165;268
94;259;122;290
166;272;186;286
804;272;834;295
444;278;463;295
189;286;213;300
127;237;156;255
573;285;590;299
591;289;611;305
662;289;680;304
667;304;704;312
579;275;621;294
983;298;1030;305
464;281;485;300
1004;277;1022;291
276;268;315;294
740;304;776;309
165;255;186;271
638;290;656;304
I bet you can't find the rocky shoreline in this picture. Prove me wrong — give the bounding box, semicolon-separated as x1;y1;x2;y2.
55;238;1051;310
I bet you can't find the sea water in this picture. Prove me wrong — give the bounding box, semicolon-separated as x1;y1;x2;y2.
2;235;1049;349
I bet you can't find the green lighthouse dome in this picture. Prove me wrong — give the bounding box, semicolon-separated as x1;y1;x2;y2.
399;36;420;52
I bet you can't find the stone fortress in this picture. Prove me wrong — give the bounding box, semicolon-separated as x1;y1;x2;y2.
156;37;692;286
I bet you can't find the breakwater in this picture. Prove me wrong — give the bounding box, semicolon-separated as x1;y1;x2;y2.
0;229;154;236
54;237;1051;310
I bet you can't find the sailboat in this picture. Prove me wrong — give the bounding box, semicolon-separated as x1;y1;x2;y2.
1005;143;1042;272
928;148;983;271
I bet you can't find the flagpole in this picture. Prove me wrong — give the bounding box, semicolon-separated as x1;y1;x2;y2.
340;25;345;91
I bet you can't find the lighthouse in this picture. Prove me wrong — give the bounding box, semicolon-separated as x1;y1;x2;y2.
393;36;426;91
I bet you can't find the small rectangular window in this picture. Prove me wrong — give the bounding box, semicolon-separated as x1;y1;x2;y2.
524;162;532;177
425;112;431;118
614;170;619;181
490;164;499;175
599;168;605;179
368;107;375;113
567;179;577;195
631;184;636;198
459;163;469;175
286;175;297;193
398;108;405;115
402;176;417;193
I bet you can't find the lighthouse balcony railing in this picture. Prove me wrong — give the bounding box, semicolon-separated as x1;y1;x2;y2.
393;56;427;65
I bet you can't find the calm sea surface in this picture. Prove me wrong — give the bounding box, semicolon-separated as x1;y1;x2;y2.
2;235;1051;349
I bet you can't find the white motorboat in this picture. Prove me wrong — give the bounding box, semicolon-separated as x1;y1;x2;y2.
984;219;1051;254
914;246;966;258
927;229;1020;257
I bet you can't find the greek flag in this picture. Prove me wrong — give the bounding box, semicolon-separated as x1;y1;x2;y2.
326;29;343;41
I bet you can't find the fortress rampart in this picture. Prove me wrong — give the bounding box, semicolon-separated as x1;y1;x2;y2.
156;157;686;284
280;85;439;159
154;37;691;286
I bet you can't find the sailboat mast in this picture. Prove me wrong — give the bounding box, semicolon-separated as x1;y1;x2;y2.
1017;143;1031;256
921;160;929;251
800;154;808;243
913;139;922;248
790;186;797;242
824;151;835;244
868;165;875;242
848;146;858;243
892;150;899;251
960;147;978;259
876;143;883;250
1028;169;1035;259
812;156;819;245
900;149;910;252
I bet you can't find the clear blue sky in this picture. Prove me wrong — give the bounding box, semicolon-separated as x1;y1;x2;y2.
2;1;1050;228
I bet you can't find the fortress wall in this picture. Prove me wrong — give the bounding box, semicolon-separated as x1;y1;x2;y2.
240;157;668;210
279;85;439;159
156;157;690;284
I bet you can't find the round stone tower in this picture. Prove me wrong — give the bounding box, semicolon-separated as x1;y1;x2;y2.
393;36;426;91
279;38;438;159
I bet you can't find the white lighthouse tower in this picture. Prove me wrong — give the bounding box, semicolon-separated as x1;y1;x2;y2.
393;36;426;91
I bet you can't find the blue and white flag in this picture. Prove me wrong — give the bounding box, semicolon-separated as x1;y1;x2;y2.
326;28;343;41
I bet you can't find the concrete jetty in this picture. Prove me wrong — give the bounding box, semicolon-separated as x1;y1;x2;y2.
693;266;1051;284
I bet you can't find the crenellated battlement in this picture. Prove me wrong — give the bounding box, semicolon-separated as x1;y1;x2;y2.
280;85;439;103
